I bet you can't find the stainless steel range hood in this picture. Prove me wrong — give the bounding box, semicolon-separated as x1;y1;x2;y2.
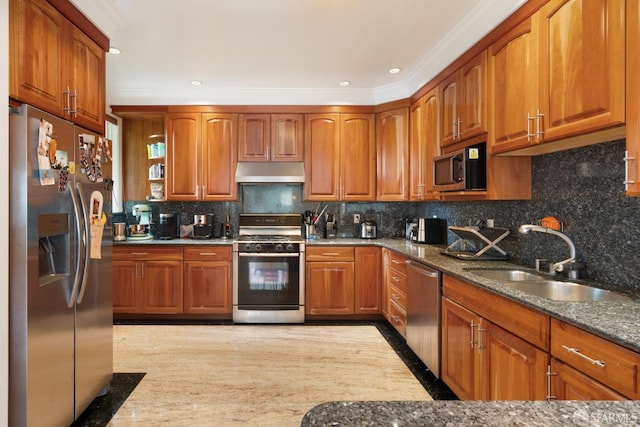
235;162;306;183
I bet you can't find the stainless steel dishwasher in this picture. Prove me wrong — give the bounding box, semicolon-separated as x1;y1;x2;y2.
406;260;442;378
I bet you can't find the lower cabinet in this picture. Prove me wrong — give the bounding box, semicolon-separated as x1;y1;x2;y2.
305;246;382;316
550;358;626;400
441;274;549;400
382;249;407;337
113;246;184;314
183;246;232;314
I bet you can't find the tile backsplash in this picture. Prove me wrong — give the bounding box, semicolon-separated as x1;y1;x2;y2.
122;139;639;294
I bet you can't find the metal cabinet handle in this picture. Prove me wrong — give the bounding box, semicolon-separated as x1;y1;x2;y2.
624;150;635;190
321;252;340;256
456;118;463;139
391;293;401;301
546;365;557;400
391;275;401;283
526;113;535;141
562;345;606;368
391;259;403;265
71;90;78;117
199;252;217;256
477;325;485;353
63;87;71;116
470;320;476;349
536;109;544;141
131;252;148;256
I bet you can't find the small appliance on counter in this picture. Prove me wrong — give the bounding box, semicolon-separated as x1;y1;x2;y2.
360;220;377;239
193;214;215;239
407;217;448;244
128;204;153;240
158;213;178;240
113;222;127;241
325;213;337;239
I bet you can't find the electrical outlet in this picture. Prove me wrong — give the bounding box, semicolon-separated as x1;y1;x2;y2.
353;214;361;224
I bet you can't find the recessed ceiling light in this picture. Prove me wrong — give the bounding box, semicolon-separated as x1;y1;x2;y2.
191;80;203;86
108;47;121;55
389;67;401;74
339;80;351;87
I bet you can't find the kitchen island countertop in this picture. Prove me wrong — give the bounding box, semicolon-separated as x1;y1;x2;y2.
301;400;640;426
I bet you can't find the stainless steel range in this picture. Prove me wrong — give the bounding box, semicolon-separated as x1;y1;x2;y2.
233;214;305;323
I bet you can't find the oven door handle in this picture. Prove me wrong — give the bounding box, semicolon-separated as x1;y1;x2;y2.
237;252;300;258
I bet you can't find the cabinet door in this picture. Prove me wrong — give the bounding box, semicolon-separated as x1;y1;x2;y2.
538;0;625;142
409;98;425;201
460;51;487;140
112;260;140;313
202;113;238;201
340;114;376;201
480;320;548;400
141;260;183;314
439;71;461;147
238;114;270;161
354;247;381;314
184;261;232;314
441;297;481;400
166;113;201;200
376;108;409;201
69;26;105;133
9;0;67;115
271;114;304;161
304;114;340;201
305;261;354;315
122;114;165;201
551;359;626;400
489;17;539;154
627;0;640;196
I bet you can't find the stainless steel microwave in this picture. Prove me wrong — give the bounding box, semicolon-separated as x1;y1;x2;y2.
433;143;487;192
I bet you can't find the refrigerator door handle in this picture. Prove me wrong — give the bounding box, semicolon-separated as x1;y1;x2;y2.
69;183;84;308
75;182;91;304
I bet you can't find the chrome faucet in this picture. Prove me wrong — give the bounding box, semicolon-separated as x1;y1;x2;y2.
518;224;584;278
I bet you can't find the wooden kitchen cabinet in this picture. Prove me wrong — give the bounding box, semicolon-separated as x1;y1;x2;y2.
441;274;549;400
439;51;487;148
304;113;376;201
354;247;382;314
550;358;627;400
113;246;184;314
550;318;640;399
183;246;232;314
409;89;439;201
626;0;640;197
489;0;625;155
238;113;303;162
9;0;106;133
166;112;238;201
305;247;355;315
376;108;409;201
382;249;408;337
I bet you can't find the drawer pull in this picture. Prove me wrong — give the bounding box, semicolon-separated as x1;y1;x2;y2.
546;365;557;401
199;252;217;256
391;293;401;301
391;259;403;265
391;276;401;283
131;252;148;256
321;252;340;256
562;345;606;368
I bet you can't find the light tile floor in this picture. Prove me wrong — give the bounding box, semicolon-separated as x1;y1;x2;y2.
108;324;432;426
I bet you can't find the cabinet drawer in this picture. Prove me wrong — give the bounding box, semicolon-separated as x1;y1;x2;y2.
184;246;232;261
388;251;408;275
388;300;406;337
388;283;407;312
306;246;354;262
114;245;183;261
551;319;639;399
443;274;550;351
388;269;407;293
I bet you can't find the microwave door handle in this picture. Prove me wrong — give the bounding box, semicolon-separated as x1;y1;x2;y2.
451;154;464;183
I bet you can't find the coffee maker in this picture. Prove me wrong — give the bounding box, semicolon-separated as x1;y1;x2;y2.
158;213;178;240
130;204;153;239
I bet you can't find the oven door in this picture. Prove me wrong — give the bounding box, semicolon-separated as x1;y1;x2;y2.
235;252;301;309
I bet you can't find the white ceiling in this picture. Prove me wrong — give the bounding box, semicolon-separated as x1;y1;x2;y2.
70;0;526;107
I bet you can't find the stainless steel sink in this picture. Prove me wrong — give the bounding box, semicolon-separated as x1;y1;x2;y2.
500;280;632;302
469;269;546;281
466;268;632;302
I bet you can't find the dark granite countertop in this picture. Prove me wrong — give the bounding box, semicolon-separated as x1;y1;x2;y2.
301;401;640;426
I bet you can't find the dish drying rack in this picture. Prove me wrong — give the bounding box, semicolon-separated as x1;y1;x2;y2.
442;225;510;260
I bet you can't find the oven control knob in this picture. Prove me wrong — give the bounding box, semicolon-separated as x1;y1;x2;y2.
243;243;252;251
275;244;283;252
285;244;294;251
255;244;262;251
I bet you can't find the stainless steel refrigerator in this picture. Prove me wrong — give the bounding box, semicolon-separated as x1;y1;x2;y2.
9;105;113;426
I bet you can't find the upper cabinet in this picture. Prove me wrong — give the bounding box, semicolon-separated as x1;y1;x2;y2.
439;51;487;148
376;107;409;201
166;112;238;201
489;0;625;155
238;113;304;162
9;0;106;133
409;89;440;201
304;113;376;201
627;0;640;196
